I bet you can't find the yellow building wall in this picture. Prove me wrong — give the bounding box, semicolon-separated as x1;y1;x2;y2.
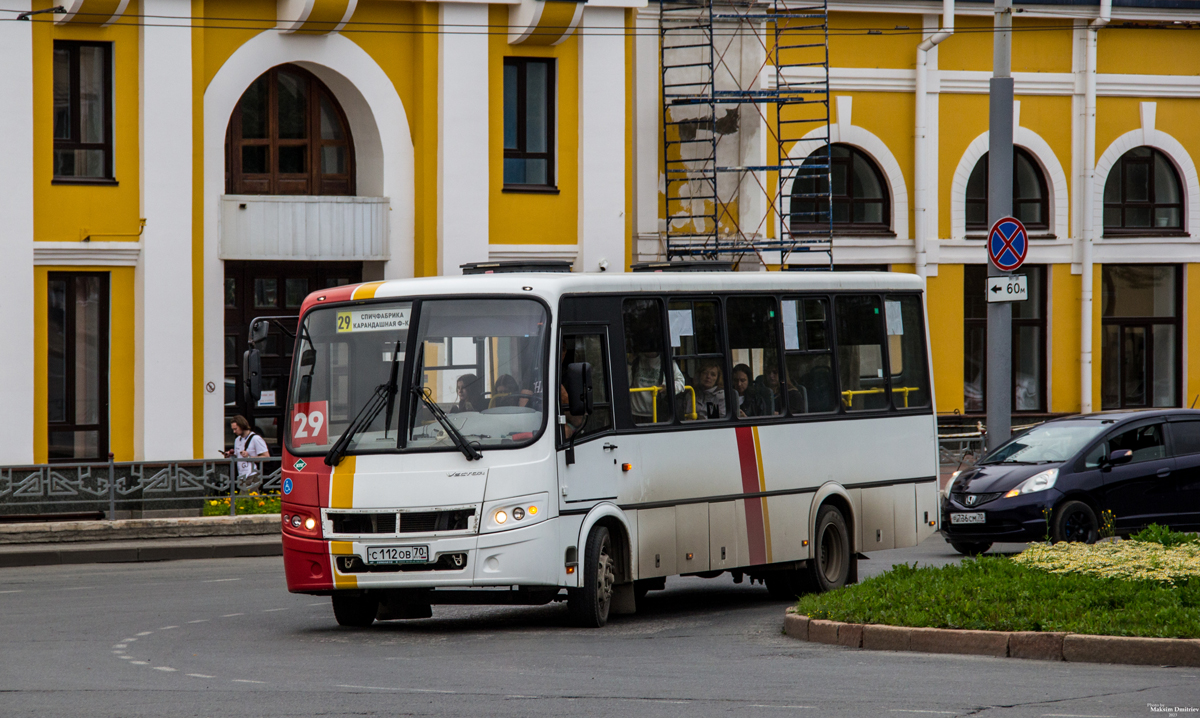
488;5;580;246
1098;27;1200;76
925;265;964;415
827;12;922;70
33;268;136;464
1049;264;1080;414
31;2;142;244
938;18;1072;74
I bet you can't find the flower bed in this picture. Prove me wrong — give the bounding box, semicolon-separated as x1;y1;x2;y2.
1012;541;1200;583
202;493;282;516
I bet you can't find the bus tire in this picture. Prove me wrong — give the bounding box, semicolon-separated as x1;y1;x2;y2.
332;592;378;628
567;525;616;628
806;504;851;593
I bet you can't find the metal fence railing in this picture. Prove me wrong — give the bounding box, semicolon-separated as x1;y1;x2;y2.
0;456;282;519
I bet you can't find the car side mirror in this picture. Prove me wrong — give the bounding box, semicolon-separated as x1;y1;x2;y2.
565;362;594;416
1108;449;1133;466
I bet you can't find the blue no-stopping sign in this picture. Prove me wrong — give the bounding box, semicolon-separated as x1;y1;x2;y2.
988;217;1028;272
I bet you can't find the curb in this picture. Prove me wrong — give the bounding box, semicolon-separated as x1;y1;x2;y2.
0;515;281;545
0;535;282;568
783;609;1200;667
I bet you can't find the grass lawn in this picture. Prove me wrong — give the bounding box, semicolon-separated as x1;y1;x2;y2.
795;556;1200;638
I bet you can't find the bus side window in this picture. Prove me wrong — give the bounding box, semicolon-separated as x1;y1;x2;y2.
885;295;931;410
668;300;725;421
623;298;677;425
726;296;784;418
561;333;613;439
834;295;889;412
782;297;837;414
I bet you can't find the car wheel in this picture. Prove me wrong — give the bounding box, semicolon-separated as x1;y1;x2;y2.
949;540;992;556
1052;500;1099;544
332;593;378;628
568;525;616;627
805;504;851;593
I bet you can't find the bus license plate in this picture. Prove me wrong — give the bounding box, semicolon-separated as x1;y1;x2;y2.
950;512;985;525
366;545;429;564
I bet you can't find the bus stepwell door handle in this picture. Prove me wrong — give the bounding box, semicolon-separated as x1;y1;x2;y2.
1157;468;1171;478
603;443;618;451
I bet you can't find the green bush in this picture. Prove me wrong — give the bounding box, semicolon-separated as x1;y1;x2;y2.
795;557;1200;638
202;493;281;516
1131;523;1200;549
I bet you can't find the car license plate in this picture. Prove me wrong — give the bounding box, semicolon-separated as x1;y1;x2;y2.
366;545;429;564
950;512;985;525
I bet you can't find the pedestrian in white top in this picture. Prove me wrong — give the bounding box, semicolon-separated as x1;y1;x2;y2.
226;415;269;482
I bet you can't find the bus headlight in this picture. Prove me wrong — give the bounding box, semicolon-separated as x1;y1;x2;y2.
481;493;549;533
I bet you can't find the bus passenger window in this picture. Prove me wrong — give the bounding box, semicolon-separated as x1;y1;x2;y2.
668;300;725;421
623;298;680;425
560;333;613;438
835;295;889;411
726;296;783;418
782;298;837;414
885;295;931;409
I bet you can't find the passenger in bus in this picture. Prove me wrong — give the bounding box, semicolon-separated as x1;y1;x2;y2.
627;352;686;423
490;374;531;408
755;365;784;415
451;373;485;413
691;360;726;420
732;363;772;418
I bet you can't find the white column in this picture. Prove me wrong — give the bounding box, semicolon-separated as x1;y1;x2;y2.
633;7;661;260
438;2;490;276
578;6;627;273
0;3;35;464
138;0;193;459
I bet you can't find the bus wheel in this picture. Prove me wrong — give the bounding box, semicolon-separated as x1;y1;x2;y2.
568;526;615;627
807;504;851;592
332;593;378;628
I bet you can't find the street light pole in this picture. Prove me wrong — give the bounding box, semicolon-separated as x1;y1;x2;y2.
986;0;1014;451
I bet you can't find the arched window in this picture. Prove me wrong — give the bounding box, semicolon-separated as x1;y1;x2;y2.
225;64;354;196
791;144;890;234
965;148;1049;233
1103;147;1183;235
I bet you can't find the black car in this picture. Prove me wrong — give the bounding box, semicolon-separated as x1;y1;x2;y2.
941;409;1200;555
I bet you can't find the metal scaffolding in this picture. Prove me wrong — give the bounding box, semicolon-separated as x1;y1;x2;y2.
659;0;832;265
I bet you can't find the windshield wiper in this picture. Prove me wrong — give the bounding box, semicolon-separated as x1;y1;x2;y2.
325;338;404;467
412;385;482;461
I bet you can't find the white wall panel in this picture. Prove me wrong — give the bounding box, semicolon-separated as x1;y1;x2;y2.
578;6;627;273
219;196;390;260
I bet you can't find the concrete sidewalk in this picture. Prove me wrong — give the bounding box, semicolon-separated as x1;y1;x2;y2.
0;515;282;568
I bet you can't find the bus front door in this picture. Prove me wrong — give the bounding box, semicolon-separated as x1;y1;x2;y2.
557;329;624;507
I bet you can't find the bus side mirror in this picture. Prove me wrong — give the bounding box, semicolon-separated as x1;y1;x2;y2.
300;349;316;367
243;348;262;404
565;362;594;416
249;318;270;346
1108;449;1133;466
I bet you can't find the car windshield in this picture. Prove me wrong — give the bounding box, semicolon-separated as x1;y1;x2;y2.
286;297;548;456
981;420;1107;465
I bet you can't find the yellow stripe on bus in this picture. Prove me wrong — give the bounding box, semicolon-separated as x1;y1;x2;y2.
752;426;773;563
330;541;358;589
330;455;355;509
351;281;385;301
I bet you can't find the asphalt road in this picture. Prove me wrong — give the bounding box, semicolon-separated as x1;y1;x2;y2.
0;536;1196;718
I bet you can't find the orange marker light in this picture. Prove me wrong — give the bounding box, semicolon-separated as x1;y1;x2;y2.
621;463;633;472
566;566;575;574
528;505;538;515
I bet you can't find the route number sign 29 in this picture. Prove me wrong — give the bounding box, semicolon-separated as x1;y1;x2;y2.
292;401;328;446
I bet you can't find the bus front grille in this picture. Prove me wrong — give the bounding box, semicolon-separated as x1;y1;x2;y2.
330;512;398;534
399;509;475;533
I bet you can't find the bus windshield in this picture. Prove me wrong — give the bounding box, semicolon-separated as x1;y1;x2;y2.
287;297;547;456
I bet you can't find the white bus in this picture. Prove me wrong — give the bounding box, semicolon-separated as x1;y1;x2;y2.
278;270;940;627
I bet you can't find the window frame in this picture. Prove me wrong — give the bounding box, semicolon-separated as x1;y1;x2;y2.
668;298;730;422
224;64;356;196
780;295;839;416
52;41;115;184
47;271;110;462
1100;264;1182;410
1103;147;1186;237
557;327;616;446
962;264;1048;415
790;144;892;236
964;148;1052;236
503;57;557;193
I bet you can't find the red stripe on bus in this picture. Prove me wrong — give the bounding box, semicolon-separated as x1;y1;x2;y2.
735;427;767;565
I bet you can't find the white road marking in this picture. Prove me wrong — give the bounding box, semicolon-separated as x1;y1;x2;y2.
262;608;288;612
159;626;179;630
130;661;149;665
112;650;125;655
121;638;137;642
0;590;23;594
748;706;814;710
232;679;266;684
335;684;455;694
64;586;97;591
112;644;127;649
220;613;244;618
153;667;177;672
187;620;209;624
203;578;242;583
308;602;325;606
187;674;215;679
136;631;153;636
118;656;133;660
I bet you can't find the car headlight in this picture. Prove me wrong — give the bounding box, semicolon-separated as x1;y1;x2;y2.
1004;468;1058;498
480;493;549;533
942;471;961;499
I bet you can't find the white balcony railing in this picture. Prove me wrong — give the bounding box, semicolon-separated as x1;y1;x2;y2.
219;195;390;261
